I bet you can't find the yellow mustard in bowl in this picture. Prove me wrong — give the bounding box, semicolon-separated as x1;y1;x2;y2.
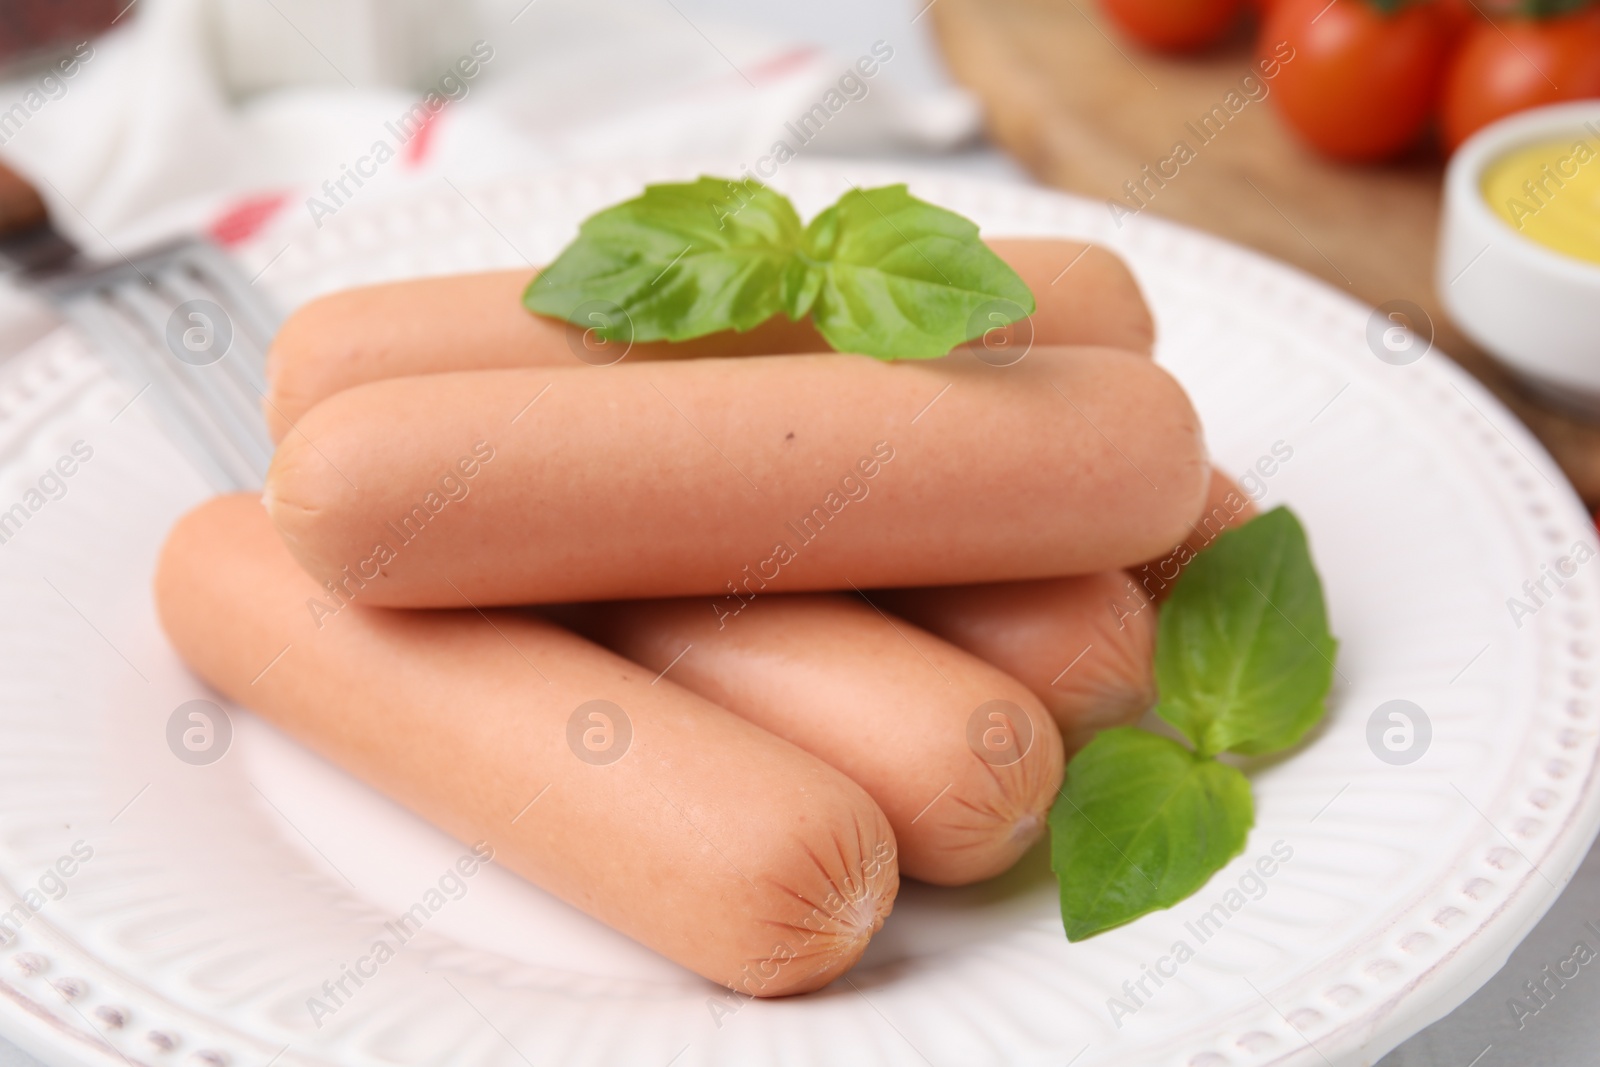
1480;124;1600;267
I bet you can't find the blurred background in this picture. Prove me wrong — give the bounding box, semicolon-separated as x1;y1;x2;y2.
6;0;1600;499
1;0;1597;1063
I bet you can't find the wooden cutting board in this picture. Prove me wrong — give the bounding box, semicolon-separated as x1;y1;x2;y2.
930;0;1600;506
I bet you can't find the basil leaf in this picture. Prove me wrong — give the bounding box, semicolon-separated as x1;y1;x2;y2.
1050;727;1253;941
1156;507;1338;758
522;177;803;342
521;178;1036;360
802;184;1035;360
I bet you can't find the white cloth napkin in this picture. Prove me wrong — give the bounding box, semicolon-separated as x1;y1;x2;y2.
0;0;982;256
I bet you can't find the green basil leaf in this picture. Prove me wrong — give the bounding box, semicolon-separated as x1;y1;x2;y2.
801;184;1034;360
522;178;1036;360
1156;506;1338;758
1051;727;1253;941
780;256;824;322
522;176;803;342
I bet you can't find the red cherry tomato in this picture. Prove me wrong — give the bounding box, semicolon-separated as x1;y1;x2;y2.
1441;11;1600;153
1098;0;1249;52
1436;0;1478;38
1260;0;1451;162
1437;0;1519;37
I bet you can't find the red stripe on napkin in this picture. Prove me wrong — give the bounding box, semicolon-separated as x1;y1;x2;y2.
208;192;290;247
403;104;445;168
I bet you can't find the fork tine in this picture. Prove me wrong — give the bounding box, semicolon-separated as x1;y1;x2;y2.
102;281;274;483
151;258;279;436
63;294;265;491
36;236;283;492
136;265;273;432
184;241;282;349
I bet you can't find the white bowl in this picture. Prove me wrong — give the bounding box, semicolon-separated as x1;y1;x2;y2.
1438;100;1600;414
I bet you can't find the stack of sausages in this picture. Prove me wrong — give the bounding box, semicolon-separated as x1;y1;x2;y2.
155;238;1250;996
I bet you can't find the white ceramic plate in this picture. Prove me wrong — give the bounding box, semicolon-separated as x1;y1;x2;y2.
0;162;1596;1067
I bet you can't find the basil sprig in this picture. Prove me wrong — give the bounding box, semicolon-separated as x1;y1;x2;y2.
1051;507;1337;940
523;177;1034;360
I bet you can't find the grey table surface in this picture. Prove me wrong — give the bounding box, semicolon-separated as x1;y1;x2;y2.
1374;835;1600;1067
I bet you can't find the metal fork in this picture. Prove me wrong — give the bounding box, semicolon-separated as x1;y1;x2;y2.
0;159;276;491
